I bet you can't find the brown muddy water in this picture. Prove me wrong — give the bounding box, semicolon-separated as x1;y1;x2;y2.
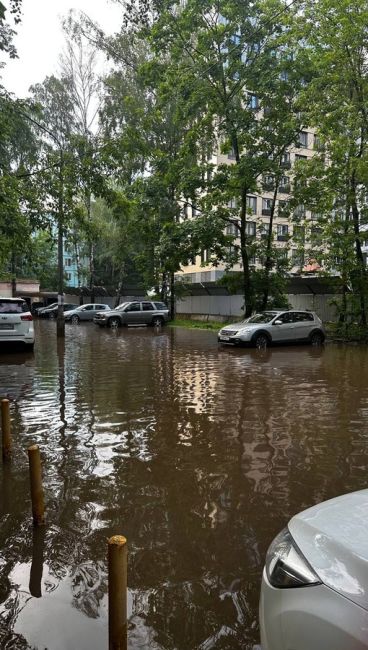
0;320;367;650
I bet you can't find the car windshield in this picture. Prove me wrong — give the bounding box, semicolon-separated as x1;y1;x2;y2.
116;302;129;311
246;312;278;324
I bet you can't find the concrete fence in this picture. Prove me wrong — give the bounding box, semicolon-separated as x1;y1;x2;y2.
176;293;339;322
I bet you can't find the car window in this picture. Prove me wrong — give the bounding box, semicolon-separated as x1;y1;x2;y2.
276;313;292;324
116;302;129;311
0;300;27;313
95;305;107;310
248;312;277;324
83;305;94;311
126;303;141;312
154;302;167;310
142;302;154;311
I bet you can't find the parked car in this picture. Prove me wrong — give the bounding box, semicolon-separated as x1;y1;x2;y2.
218;310;325;348
94;300;169;328
35;302;58;316
41;303;78;318
64;303;111;323
0;297;35;350
260;489;368;650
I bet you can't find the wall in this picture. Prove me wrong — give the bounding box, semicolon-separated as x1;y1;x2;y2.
176;293;339;322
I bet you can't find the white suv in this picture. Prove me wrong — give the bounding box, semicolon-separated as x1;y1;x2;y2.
0;297;35;350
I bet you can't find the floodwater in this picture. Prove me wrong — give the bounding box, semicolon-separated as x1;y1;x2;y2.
0;320;367;649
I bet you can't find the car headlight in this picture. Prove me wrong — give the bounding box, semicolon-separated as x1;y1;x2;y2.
266;528;321;588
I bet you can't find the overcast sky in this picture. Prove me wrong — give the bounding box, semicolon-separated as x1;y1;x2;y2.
1;0;123;97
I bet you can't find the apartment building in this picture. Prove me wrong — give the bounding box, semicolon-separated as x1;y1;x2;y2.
176;129;324;285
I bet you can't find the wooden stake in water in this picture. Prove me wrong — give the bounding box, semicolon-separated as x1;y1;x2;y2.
28;445;45;526
108;535;127;650
1;399;11;461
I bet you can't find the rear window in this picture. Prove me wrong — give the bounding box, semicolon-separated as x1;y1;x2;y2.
154;302;167;310
0;300;27;314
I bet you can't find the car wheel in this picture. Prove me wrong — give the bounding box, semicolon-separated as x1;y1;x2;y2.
254;332;269;349
310;330;325;346
71;315;80;324
152;316;164;327
49;312;56;319
109;317;120;329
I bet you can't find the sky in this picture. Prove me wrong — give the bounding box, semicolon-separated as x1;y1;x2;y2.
1;0;123;97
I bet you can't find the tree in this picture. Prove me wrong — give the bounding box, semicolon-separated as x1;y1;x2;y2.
292;0;368;326
126;0;311;314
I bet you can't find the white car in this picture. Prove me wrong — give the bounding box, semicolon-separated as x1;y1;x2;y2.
260;490;368;649
218;310;325;347
0;297;35;350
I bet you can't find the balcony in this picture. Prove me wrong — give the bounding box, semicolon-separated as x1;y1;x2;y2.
280;160;291;170
262;208;272;216
277;235;288;242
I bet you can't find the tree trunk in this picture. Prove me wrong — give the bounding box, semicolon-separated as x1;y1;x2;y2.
169;271;175;319
11;252;16;298
261;180;279;310
350;171;367;326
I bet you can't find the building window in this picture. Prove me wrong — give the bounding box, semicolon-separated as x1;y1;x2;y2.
246;221;256;237
278;249;289;261
278;200;289;216
260;223;270;239
314;134;324;151
279;176;290;193
65;258;72;267
248;94;259;109
298;131;308;147
226;222;238;236
280;70;289;81
293;225;305;241
280;152;291;169
262;198;273;215
263;174;274;190
228;198;237;209
246;196;257;214
294;204;306;219
277;224;289;241
295;154;307;161
66;272;72;281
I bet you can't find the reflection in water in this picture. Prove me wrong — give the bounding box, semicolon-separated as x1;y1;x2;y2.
0;323;368;648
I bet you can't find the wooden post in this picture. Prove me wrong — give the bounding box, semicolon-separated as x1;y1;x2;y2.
28;445;45;526
1;399;11;461
108;535;127;650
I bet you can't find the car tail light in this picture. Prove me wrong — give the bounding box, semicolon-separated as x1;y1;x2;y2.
21;314;33;321
265;528;321;588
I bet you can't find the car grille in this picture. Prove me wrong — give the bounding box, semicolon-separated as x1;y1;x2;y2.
221;330;237;336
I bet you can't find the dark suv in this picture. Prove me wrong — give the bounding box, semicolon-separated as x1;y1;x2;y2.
93;300;169;328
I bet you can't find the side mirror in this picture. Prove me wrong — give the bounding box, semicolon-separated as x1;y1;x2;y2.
274;319;282;325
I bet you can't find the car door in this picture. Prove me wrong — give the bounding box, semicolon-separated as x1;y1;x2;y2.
141;301;156;324
123;302;142;325
79;305;94;321
292;312;315;340
271;312;295;342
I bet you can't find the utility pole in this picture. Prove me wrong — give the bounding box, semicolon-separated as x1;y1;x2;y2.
57;150;65;338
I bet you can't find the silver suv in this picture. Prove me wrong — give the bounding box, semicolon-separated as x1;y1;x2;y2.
94;300;169;328
218;310;325;348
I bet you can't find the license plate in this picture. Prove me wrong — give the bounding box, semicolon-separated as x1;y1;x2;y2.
220;336;230;341
0;324;13;330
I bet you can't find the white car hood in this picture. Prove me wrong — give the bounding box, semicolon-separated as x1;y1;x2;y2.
289;489;368;611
